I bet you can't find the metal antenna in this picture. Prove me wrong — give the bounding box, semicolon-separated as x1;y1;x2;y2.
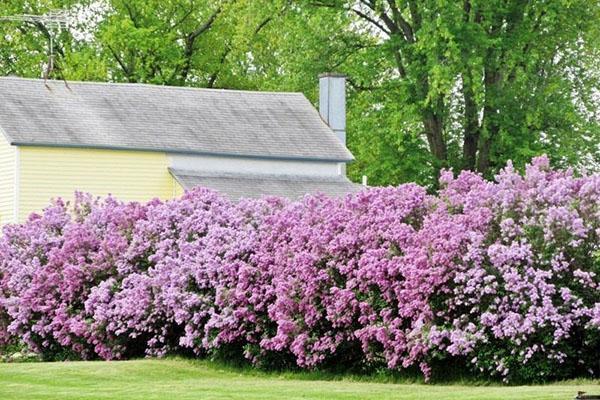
0;10;69;85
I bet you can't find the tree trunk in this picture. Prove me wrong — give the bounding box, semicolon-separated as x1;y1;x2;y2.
462;70;480;171
423;106;447;164
476;97;500;174
476;47;502;174
476;132;493;173
416;75;447;167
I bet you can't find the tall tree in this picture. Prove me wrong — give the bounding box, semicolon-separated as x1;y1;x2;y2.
311;0;600;184
1;0;599;187
0;1;300;86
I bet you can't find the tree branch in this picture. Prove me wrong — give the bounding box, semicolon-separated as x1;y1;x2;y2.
207;12;277;88
107;44;133;80
175;6;224;84
122;1;140;29
351;7;390;35
188;6;221;43
170;1;196;31
406;0;421;31
387;0;415;43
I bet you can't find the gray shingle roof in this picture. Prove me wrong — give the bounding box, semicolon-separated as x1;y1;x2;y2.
170;169;363;200
0;77;353;161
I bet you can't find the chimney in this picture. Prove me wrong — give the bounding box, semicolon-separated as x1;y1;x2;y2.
319;73;346;146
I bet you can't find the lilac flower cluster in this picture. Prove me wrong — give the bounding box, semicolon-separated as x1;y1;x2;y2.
431;157;600;381
0;156;598;382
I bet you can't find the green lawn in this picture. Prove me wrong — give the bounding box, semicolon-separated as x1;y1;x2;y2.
0;358;598;400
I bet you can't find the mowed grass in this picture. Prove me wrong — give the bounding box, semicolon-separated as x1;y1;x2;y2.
0;358;598;400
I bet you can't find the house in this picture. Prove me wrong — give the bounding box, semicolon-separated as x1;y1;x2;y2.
0;73;360;224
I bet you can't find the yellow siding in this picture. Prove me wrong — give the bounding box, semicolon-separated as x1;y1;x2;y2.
18;147;180;221
0;135;16;224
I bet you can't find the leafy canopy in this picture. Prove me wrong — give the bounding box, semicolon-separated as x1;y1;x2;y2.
0;0;599;186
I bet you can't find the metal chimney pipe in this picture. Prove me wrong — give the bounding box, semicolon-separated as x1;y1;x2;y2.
319;73;346;146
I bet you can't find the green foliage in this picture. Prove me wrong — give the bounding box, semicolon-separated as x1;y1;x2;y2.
324;0;600;185
0;342;41;363
0;0;599;186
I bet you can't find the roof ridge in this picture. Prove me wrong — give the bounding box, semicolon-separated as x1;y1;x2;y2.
0;76;304;96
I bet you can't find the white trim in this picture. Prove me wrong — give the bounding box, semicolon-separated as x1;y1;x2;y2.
168;153;341;177
13;146;20;222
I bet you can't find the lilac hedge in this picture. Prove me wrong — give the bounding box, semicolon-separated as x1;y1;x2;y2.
0;156;599;382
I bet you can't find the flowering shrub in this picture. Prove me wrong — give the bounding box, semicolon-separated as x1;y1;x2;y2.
238;186;480;378
0;156;598;382
0;193;146;359
85;190;284;359
431;157;600;381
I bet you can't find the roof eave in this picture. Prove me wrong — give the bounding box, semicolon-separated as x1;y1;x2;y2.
10;141;355;163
